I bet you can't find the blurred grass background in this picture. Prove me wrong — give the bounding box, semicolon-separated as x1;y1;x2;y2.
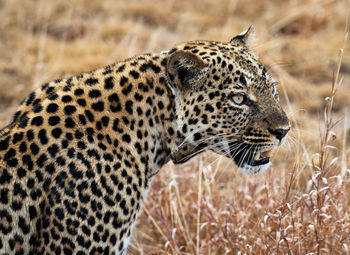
0;0;349;254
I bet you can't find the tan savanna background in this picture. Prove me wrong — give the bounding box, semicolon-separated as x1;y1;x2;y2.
1;0;350;254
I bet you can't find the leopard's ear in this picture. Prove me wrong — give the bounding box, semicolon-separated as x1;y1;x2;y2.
166;50;208;91
230;25;255;49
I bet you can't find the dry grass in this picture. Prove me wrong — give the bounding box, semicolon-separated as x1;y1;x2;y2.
0;0;349;254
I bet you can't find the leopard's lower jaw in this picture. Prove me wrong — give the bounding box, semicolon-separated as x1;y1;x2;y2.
237;161;272;175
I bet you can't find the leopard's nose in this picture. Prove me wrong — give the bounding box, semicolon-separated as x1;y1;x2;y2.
268;127;290;141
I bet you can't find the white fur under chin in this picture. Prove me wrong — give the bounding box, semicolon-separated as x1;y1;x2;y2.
237;162;272;175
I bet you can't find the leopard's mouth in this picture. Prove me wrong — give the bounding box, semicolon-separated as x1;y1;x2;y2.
228;142;273;174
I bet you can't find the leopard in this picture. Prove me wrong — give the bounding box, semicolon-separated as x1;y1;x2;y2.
0;26;290;255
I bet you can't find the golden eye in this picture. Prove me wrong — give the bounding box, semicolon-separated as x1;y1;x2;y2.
229;94;245;105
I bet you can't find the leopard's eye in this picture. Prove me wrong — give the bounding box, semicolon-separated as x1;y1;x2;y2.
229;94;246;105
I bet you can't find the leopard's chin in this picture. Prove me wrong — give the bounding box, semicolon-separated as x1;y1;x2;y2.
237;161;272;175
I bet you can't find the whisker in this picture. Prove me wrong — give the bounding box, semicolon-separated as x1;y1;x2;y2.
215;143;248;180
179;138;243;162
237;144;251;167
177;132;240;152
173;126;207;151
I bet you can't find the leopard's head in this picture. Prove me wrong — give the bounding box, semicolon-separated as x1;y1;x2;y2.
167;26;290;174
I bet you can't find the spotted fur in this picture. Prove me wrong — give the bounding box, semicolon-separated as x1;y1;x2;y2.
0;27;290;254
